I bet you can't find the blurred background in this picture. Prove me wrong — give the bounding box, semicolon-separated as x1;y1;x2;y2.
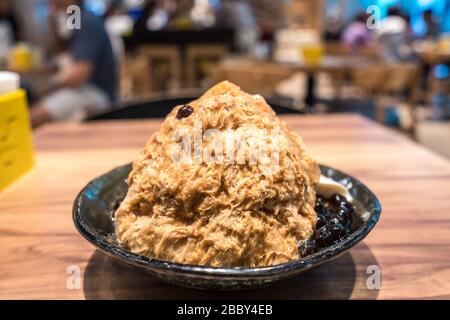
1;0;449;158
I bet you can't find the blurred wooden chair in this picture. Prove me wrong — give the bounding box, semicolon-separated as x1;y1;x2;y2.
325;41;379;59
118;54;147;100
209;61;296;96
352;62;421;137
351;64;387;97
323;41;380;100
185;44;228;88
137;45;182;94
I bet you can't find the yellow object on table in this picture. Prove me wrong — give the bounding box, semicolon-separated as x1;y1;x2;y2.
8;44;34;72
302;44;324;66
437;37;450;54
0;72;34;191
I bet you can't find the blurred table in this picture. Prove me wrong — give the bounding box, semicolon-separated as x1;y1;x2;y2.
222;55;374;108
0;114;450;299
274;54;373;110
125;28;234;50
414;41;450;65
282;55;372;72
283;55;373;108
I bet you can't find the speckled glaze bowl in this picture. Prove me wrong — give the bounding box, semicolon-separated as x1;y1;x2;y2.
73;164;381;291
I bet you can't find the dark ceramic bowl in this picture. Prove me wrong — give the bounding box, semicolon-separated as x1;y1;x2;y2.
73;164;381;291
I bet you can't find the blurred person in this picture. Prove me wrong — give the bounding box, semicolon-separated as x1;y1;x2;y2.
0;1;39;102
190;0;215;28
167;0;195;29
376;7;415;62
145;0;170;31
378;7;408;35
0;0;18;41
323;1;346;41
104;0;133;63
423;9;440;40
132;0;162;35
215;0;259;53
0;0;18;65
31;0;117;128
341;13;374;52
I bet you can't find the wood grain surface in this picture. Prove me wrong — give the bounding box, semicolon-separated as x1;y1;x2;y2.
0;114;449;299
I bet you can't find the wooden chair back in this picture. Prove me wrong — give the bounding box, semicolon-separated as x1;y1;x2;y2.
209;61;295;95
136;45;182;94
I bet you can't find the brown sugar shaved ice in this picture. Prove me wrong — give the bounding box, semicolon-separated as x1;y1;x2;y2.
114;81;320;267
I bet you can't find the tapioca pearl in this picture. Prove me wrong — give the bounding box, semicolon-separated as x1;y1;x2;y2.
176;105;194;119
314;225;332;247
299;239;316;256
330;193;347;207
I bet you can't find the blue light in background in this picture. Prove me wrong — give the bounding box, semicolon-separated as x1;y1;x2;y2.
433;64;450;79
34;0;49;24
413;16;428;37
84;0;108;16
209;0;221;9
358;0;450;33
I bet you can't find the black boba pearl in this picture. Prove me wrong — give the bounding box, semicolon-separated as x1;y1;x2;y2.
344;227;352;236
336;207;350;223
329;216;341;226
307;193;357;254
347;203;358;214
316;214;327;228
329;193;347;207
328;218;345;241
300;239;316;256
338;204;350;214
176;105;194;119
321;207;333;217
339;201;350;210
315;196;325;211
315;226;332;247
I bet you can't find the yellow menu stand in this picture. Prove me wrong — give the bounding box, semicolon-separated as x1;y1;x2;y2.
0;72;34;191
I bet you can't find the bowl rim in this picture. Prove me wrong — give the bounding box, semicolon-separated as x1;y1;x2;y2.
73;163;381;277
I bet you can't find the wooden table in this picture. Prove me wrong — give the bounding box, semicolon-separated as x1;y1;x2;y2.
1;114;449;299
